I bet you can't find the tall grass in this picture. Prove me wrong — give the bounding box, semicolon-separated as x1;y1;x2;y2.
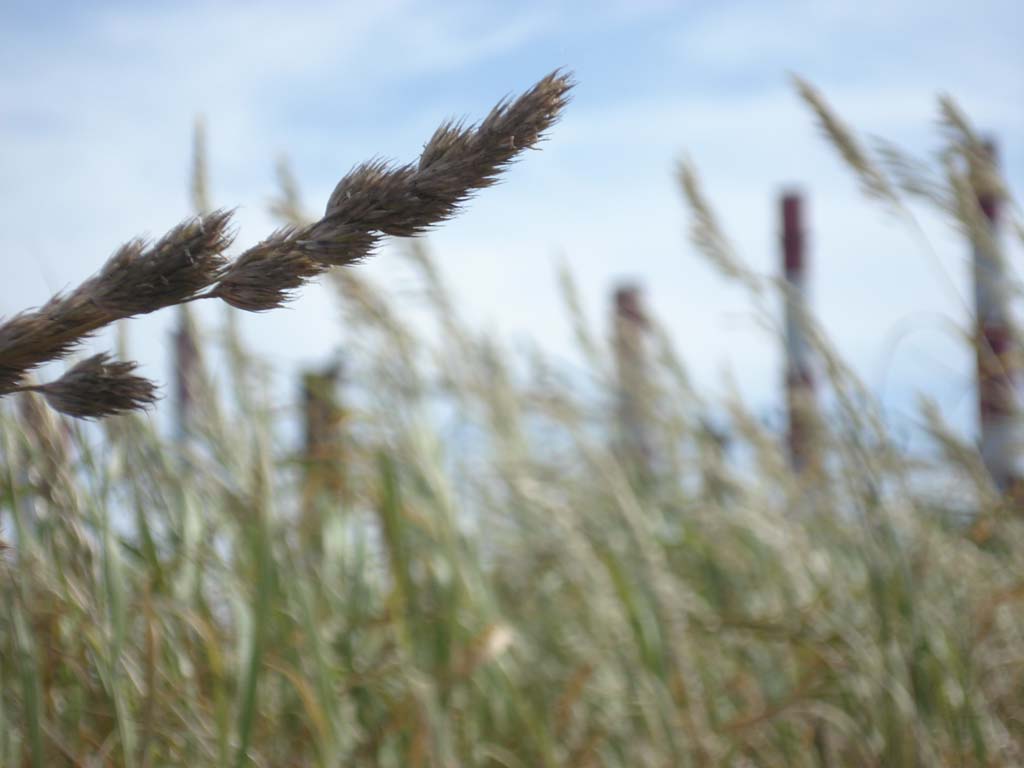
1;77;1023;767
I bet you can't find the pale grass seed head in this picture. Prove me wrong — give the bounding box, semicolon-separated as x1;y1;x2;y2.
792;75;900;208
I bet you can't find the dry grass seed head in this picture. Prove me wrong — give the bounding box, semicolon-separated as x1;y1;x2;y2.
32;353;158;419
0;211;233;393
91;211;235;315
218;69;573;313
676;157;762;296
324;69;574;240
792;75;899;207
0;70;573;411
0;292;110;394
213;227;328;312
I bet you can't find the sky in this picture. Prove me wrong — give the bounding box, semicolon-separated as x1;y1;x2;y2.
1;0;1022;442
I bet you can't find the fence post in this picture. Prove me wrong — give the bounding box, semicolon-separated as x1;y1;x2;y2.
300;360;347;527
971;139;1021;496
782;191;818;474
172;307;200;443
613;283;653;483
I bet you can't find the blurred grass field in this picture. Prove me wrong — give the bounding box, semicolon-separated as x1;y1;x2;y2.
1;82;1023;767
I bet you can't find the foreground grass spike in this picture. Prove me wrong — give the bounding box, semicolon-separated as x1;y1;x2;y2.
213;227;328;311
0;210;234;394
324;69;573;239
792;75;899;207
91;210;235;315
0;71;572;409
676;156;754;289
212;69;574;311
19;353;158;419
0;291;108;394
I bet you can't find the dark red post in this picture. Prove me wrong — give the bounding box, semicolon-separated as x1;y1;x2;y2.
613;283;652;481
782;192;817;473
972;140;1020;494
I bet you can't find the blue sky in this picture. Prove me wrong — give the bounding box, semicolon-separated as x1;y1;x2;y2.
1;0;1022;438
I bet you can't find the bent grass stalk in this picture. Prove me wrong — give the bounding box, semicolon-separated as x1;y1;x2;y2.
0;70;574;417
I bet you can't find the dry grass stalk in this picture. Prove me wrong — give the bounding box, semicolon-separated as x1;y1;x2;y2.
16;383;73;504
946;155;1005;267
676;157;737;272
677;157;763;296
0;70;573;415
270;157;422;393
919;396;1000;507
0;211;234;394
792;76;900;208
936;94;1008;202
871;138;952;211
557;258;607;378
16;353;158;419
937;99;1008;249
214;69;573;311
95;212;235;315
210;226;325;312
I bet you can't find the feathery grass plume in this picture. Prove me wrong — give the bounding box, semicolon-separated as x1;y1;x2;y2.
939;97;1010;222
945;153;1005;268
212;227;326;311
273;156;424;402
793;75;900;208
919;396;1000;507
557;258;607;378
326;70;573;237
403;238;466;352
331;268;416;361
0;292;108;394
1;72;572;411
93;211;235;315
18;353;158;419
214;70;573;311
0;211;234;394
677;156;763;296
871;137;953;211
938;94;982;146
185;119;252;438
16;382;74;503
401;238;490;404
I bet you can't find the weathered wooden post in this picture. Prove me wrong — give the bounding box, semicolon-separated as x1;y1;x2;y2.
613;282;653;482
300;360;348;518
781;191;818;474
971;139;1021;495
783;191;831;760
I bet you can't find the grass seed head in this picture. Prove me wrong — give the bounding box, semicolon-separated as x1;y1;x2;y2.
33;353;158;419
